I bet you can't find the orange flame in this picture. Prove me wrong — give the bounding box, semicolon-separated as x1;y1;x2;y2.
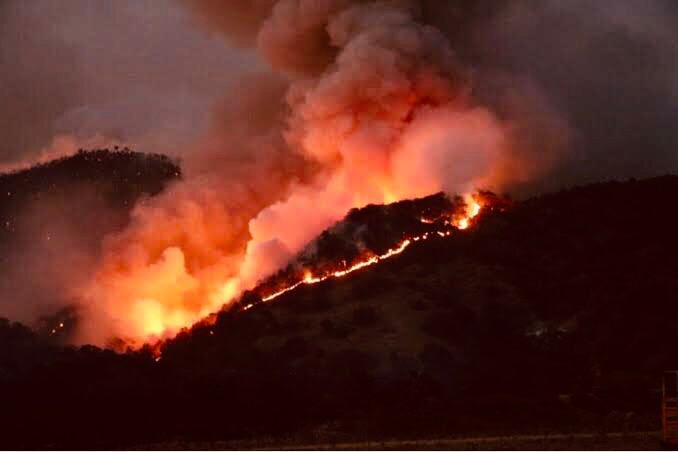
247;194;485;309
455;194;482;230
94;193;487;348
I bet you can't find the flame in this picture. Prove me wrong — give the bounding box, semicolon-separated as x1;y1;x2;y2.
454;194;481;230
89;192;487;346
251;194;484;307
77;0;518;350
49;320;67;336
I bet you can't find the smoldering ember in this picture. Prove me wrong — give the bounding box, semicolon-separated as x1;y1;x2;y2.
1;1;678;450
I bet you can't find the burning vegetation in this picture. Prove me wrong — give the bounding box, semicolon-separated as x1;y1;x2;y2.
69;0;548;348
0;0;675;358
243;192;497;310
3;174;678;449
0;1;574;348
1;0;677;448
145;190;505;357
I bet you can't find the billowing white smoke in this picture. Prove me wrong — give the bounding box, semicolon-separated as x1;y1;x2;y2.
78;0;546;346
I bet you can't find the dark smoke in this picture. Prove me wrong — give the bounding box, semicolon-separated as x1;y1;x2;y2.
183;0;678;194
426;0;678;192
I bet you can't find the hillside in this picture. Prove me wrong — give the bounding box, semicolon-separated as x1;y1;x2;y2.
0;148;179;234
2;175;678;448
0;149;181;337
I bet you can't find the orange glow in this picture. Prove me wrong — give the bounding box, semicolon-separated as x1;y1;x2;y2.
76;0;519;351
453;194;482;230
86;191;487;348
253;195;485;307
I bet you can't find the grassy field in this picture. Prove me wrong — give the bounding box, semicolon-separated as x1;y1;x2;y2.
140;431;663;450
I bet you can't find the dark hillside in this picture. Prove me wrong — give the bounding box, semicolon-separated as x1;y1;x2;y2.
2;176;677;448
0;149;180;341
0;148;180;242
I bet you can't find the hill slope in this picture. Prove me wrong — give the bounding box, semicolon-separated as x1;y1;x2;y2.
2;175;678;447
0;149;180;336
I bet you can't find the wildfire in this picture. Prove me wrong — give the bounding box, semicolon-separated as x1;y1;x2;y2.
50;321;66;336
92;192;489;350
73;0;520;351
244;194;484;310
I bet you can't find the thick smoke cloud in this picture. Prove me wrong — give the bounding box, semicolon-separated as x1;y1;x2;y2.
82;0;678;345
182;0;276;46
0;0;257;335
184;0;342;74
78;71;314;345
78;0;528;345
449;0;678;191
3;0;676;345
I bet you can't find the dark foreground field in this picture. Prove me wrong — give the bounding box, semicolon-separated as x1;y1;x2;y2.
140;431;662;450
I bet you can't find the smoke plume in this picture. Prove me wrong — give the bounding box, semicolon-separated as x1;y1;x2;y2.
462;0;678;191
76;0;535;345
4;0;676;345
